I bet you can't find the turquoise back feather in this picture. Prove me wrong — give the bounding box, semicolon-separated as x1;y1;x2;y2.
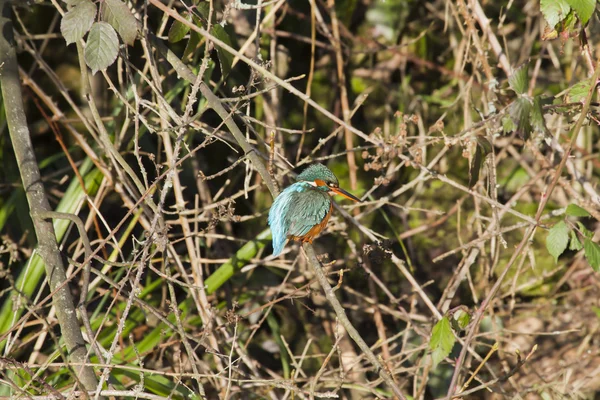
268;181;331;256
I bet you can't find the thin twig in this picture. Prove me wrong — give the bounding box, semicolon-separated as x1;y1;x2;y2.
0;1;100;396
303;243;407;399
445;59;600;398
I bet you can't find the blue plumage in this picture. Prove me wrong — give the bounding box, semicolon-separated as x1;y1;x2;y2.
268;182;330;256
268;163;360;256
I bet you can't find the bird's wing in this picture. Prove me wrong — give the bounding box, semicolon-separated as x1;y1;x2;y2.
286;190;331;238
269;187;296;255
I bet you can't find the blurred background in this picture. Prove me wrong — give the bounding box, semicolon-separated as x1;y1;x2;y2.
0;0;599;398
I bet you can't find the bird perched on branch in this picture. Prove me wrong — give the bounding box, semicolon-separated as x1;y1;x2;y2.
268;163;361;256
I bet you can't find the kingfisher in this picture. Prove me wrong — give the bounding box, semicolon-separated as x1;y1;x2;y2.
268;163;361;256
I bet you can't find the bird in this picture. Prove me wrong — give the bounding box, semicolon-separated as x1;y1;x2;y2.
268;163;361;256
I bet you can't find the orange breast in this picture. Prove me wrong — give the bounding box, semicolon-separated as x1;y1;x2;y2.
289;202;333;244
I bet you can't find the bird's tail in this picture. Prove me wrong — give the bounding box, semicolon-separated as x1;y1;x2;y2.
271;236;287;257
268;191;291;256
268;206;287;256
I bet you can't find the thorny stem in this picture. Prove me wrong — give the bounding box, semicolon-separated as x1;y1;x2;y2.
327;0;358;191
174;19;409;399
0;1;101;397
75;42;164;229
200;82;407;397
199;83;280;199
445;62;600;398
303;243;407;399
148;0;381;146
33;211;106;367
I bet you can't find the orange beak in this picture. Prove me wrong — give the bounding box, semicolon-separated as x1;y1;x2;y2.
330;187;361;202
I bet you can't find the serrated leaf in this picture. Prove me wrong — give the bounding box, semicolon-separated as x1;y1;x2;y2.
101;0;138;46
566;203;591;217
566;78;593;103
566;0;596;24
509;64;529;95
541;0;571;27
577;221;594;238
531;96;548;134
509;97;533;139
584;238;600;271
546;221;570;263
168;12;192;43
429;316;455;368
84;22;119;75
60;0;96;45
63;0;87;5
569;230;583;251
211;24;234;78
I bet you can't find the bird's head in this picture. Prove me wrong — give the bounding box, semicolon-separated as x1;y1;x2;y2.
297;164;361;202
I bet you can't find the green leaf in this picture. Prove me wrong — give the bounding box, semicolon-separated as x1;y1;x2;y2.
468;144;483;189
266;313;291;378
84;22;119;75
452;309;471;331
509;97;533;139
509;64;529;95
60;0;96;45
577;221;594;238
566;0;596;24
429;316;455;368
195;2;212;22
205;229;272;294
562;9;578;31
168;12;192;43
0;161;103;353
335;0;359;26
183;31;202;60
546;221;570;263
541;0;571;27
476;135;493;154
566;78;593;103
569;230;583;251
101;0;138;46
468;136;492;188
584;238;600;271
63;0;88;5
502;114;516;133
566;203;591;217
211;24;235;78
